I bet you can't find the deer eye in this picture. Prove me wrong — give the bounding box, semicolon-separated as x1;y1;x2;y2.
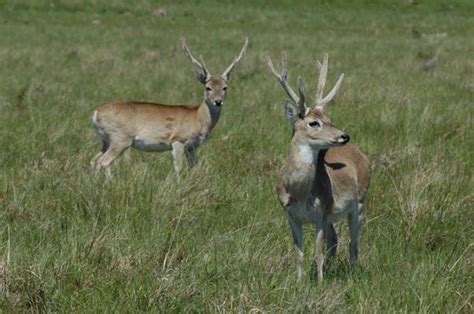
308;121;321;128
206;87;212;91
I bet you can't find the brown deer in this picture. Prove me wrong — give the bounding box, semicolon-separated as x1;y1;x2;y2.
91;38;248;176
266;52;370;281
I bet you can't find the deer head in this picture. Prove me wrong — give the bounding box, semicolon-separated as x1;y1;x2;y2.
182;38;248;108
266;52;349;149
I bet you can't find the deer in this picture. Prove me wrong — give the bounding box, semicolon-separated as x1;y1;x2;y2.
90;38;248;176
266;52;370;281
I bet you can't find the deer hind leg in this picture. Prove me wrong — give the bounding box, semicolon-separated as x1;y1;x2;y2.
95;138;132;177
349;204;361;268
91;140;109;170
287;215;304;281
91;152;103;169
122;149;132;162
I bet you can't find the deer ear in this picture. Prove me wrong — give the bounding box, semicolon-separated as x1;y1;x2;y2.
196;71;207;84
284;100;299;125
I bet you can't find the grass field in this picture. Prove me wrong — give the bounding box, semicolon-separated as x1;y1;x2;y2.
0;0;473;311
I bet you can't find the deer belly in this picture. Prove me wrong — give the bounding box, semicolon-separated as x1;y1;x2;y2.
132;137;171;152
287;203;320;224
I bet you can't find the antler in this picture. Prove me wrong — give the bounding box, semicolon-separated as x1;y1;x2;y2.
221;37;249;81
296;77;307;117
181;38;211;82
314;53;344;109
266;52;302;108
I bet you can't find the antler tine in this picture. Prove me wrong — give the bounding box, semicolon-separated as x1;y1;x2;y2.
280;51;288;80
314;53;345;109
265;56;280;80
199;54;209;74
296;77;307;117
265;51;300;105
221;37;249;80
315;53;328;106
181;38;210;78
319;73;344;107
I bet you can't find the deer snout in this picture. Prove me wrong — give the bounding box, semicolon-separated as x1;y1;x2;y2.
214;99;223;106
338;133;350;144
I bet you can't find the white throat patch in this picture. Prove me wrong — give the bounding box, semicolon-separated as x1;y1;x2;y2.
298;145;314;163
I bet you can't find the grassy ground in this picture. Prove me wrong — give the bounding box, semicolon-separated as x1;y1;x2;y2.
0;0;472;311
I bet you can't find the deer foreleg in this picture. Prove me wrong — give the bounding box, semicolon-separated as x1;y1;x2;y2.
287;214;304;281
172;142;185;174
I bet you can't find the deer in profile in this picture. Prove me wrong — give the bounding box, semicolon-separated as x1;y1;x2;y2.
266;52;370;281
91;38;248;176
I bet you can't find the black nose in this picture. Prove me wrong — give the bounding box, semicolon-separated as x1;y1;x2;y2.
340;133;350;144
215;100;222;106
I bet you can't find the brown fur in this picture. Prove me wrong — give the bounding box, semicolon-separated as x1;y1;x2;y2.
276;109;371;281
94;100;215;146
267;51;370;281
90;39;248;176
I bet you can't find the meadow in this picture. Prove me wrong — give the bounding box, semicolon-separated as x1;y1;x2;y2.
0;0;472;311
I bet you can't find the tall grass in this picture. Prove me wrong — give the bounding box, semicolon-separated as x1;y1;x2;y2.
0;0;472;311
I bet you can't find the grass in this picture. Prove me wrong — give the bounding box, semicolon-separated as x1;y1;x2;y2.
0;0;473;311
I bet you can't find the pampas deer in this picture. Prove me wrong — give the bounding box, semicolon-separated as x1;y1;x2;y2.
91;38;248;176
266;52;370;281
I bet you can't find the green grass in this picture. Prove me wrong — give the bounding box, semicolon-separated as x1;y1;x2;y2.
0;0;473;311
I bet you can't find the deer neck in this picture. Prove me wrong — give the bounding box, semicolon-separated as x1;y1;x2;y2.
197;99;222;134
282;136;322;199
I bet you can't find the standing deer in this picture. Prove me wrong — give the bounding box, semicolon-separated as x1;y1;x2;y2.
266;52;370;281
91;38;248;176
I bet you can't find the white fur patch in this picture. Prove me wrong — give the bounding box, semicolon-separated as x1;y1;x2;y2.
92;110;107;139
298;145;314;163
92;110;98;126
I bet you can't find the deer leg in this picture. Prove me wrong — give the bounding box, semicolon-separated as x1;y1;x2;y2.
349;206;361;268
91;152;103;169
287;215;304;280
122;149;132;162
315;223;326;282
358;202;364;226
171;142;185;174
91;140;109;170
185;146;197;168
325;223;338;270
95;139;131;178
